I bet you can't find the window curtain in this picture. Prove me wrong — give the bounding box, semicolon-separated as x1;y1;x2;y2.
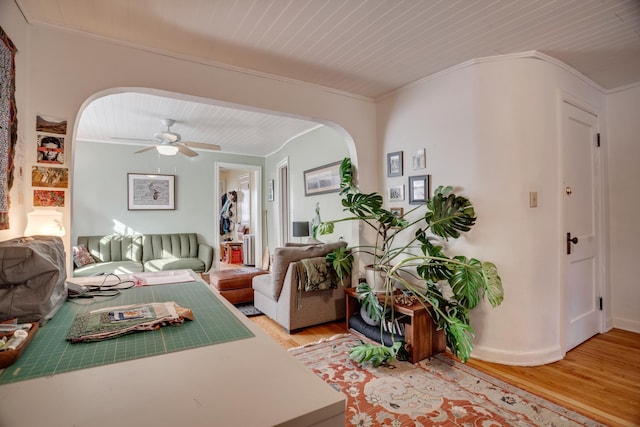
0;26;17;230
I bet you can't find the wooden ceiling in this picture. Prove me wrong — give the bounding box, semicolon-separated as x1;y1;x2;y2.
16;0;640;155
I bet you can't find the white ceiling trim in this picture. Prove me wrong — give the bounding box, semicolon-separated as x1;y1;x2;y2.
379;50;608;102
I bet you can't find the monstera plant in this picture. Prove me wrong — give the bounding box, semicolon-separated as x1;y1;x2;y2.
317;157;504;365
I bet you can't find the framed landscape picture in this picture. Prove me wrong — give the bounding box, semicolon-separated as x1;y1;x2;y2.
128;173;175;210
409;175;429;205
303;161;341;196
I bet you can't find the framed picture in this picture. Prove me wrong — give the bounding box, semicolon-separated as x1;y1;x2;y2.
267;179;274;201
412;148;426;170
31;166;69;188
128;173;175;210
33;189;65;207
304;161;341;196
387;151;403;177
36;134;65;165
409;175;429;205
387;184;404;202
389;207;404;217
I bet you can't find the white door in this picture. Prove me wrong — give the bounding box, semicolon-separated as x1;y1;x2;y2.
562;101;601;351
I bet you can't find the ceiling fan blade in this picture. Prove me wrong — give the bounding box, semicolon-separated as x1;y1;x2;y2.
134;145;157;154
182;141;221;151
176;144;198;157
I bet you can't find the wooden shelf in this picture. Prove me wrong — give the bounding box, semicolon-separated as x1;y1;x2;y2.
344;287;445;363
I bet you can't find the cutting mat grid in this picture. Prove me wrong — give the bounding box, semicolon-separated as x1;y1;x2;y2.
0;280;254;384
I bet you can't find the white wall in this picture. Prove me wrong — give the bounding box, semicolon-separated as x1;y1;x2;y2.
0;7;375;267
265;126;351;249
607;83;640;333
377;54;607;365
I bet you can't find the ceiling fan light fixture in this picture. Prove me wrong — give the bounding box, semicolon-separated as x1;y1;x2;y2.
156;145;179;156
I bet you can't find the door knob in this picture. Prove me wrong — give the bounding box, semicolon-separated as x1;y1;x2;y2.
566;232;578;255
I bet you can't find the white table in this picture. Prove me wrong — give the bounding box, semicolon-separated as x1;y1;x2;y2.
0;273;345;426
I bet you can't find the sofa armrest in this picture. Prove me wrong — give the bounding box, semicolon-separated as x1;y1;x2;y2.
198;243;214;272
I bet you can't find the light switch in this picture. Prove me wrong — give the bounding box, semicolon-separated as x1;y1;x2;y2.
529;192;538;208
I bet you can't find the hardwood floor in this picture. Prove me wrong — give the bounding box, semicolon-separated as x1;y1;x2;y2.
249;315;640;427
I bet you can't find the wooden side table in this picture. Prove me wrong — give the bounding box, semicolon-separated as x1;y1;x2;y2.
344;287;446;363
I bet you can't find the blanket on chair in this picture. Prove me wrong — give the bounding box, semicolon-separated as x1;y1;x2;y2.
296;257;338;292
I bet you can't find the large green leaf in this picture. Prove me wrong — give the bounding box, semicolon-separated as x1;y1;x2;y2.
349;341;404;367
482;261;504;307
339;157;354;194
443;314;475;362
448;256;484;309
343;192;384;217
415;235;452;281
326;247;353;286
425;188;476;239
316;222;334;235
356;282;384;321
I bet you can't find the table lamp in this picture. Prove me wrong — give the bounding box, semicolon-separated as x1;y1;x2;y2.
292;221;310;242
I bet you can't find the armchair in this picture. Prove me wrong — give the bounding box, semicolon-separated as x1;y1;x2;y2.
252;241;349;333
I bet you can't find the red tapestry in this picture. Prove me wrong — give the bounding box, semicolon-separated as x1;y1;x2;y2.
0;26;17;230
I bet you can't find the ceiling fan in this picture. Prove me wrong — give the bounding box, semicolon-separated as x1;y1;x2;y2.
113;119;221;157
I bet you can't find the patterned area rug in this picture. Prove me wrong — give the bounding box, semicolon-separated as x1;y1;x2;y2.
289;334;604;427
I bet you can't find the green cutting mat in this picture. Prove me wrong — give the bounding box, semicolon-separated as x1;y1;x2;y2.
0;280;254;384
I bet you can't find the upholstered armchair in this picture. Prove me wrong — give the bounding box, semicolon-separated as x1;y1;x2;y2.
252;241;349;333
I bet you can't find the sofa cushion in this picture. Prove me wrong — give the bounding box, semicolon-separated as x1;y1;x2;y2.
77;235;143;263
143;257;205;273
269;241;347;300
73;261;144;277
142;234;199;262
72;245;95;267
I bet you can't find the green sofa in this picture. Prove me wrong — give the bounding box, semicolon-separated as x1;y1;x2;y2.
73;233;214;277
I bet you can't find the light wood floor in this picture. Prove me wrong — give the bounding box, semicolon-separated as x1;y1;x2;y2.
249;315;640;427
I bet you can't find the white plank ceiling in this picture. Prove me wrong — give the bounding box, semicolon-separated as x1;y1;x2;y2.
15;0;640;156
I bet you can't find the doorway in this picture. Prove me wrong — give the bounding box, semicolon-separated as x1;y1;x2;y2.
214;162;262;270
562;98;603;352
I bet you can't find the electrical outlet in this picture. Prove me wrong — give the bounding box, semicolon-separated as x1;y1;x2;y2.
529;192;538;208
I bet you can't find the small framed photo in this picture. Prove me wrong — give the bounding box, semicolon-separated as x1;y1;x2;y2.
387;151;403;177
267;179;274;202
412;148;426;170
128;173;175;210
387;184;404;202
409;175;429;205
389;207;404;217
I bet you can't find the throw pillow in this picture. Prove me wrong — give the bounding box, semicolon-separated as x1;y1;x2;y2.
73;245;95;267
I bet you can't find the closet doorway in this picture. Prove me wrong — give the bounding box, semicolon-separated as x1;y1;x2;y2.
214;162;262;270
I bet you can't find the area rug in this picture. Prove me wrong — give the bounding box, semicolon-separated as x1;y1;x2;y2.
289;334;604;427
234;302;262;317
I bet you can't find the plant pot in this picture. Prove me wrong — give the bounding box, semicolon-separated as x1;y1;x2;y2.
365;265;391;293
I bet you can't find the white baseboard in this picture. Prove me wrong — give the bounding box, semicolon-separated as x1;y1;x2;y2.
470;344;564;367
612;317;640;334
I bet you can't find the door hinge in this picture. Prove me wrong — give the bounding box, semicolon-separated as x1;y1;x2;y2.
599;297;603;310
597;133;601;147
